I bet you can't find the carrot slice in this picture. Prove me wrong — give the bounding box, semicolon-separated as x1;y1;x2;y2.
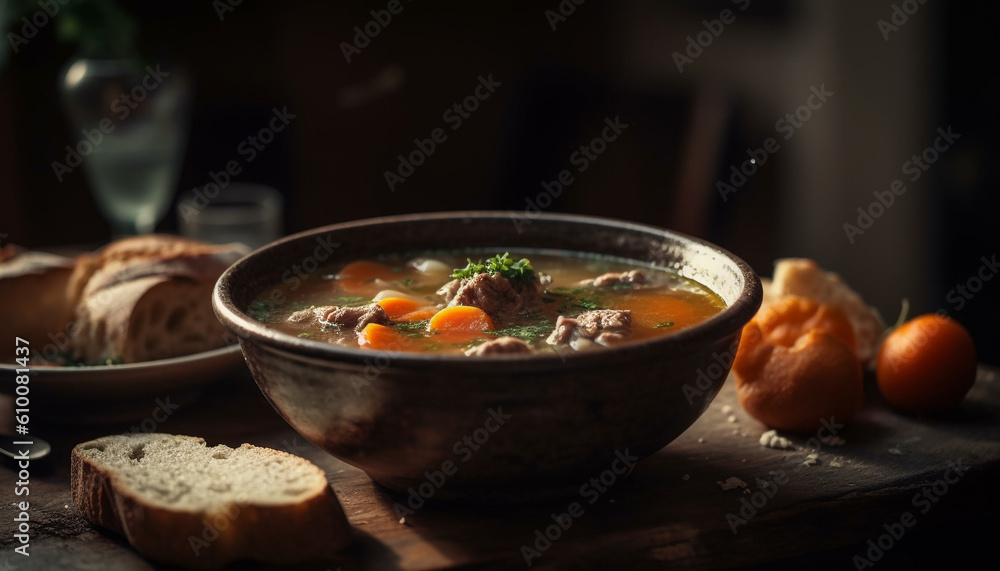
338;261;397;280
396;307;439;322
338;261;398;294
358;323;411;351
428;306;495;332
377;297;424;319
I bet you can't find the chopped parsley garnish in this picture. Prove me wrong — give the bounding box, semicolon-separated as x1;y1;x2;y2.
394;319;430;332
248;300;274;322
297;332;313;338
450;253;535;283
487;323;554;342
654;321;675;328
574;299;601;310
393;319;431;338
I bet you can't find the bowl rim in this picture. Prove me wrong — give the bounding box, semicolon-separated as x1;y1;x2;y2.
213;211;762;371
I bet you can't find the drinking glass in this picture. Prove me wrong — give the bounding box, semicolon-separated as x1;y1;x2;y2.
177;183;284;250
60;57;190;235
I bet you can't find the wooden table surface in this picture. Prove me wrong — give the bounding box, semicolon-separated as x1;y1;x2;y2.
2;364;998;571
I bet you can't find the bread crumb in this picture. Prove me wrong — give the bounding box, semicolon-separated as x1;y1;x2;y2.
755;477;771;490
721;405;733;415
727;415;737;423
698;437;705;444
889;437;921;455
399;517;406;525
802;453;820;466
732;428;740;435
717;477;748;491
759;430;794;450
829;457;844;468
820;435;845;446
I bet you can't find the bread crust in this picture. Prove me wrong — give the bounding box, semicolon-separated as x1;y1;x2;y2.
764;258;883;362
71;434;352;570
0;249;76;353
66;236;247;363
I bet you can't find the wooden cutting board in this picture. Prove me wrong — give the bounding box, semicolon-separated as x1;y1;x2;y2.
2;366;998;570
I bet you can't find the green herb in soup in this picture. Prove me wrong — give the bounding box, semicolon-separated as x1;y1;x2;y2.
252;251;724;356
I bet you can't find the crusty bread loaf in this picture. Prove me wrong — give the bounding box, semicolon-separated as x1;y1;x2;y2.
763;258;883;362
0;248;76;353
67;235;247;363
71;433;352;570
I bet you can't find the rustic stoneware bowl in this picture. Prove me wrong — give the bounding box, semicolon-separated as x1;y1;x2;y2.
213;212;762;502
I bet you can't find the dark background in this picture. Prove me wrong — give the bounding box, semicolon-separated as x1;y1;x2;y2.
0;0;996;364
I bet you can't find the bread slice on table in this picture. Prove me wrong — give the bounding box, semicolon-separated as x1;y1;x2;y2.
0;247;76;354
72;433;352;570
68;235;248;364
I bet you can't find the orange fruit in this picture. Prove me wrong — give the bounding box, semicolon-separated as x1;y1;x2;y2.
733;297;864;432
876;314;977;413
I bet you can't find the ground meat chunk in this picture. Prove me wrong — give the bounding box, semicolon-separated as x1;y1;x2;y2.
465;336;533;357
319;303;392;332
546;309;632;348
585;270;647;288
286;306;332;323
446;273;542;320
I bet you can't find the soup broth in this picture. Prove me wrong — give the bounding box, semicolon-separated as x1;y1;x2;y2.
251;250;725;356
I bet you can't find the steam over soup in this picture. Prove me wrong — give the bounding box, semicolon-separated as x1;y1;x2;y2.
251;251;724;356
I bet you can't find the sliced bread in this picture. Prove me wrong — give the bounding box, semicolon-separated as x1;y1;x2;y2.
67;236;248;363
0;248;76;355
71;433;351;570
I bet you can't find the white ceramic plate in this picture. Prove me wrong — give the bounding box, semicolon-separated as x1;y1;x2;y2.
0;345;246;423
